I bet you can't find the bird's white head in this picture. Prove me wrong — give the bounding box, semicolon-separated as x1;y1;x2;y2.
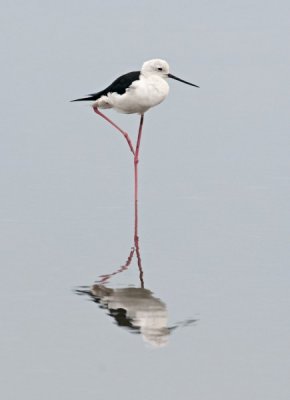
141;59;170;78
141;59;199;88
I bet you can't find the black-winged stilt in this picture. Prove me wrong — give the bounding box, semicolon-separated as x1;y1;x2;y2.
72;59;199;238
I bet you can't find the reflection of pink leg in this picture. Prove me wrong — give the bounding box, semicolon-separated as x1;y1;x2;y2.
93;106;135;155
98;247;135;284
135;235;144;288
134;114;144;241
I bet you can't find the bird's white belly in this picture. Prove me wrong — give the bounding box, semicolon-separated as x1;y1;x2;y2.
108;76;169;114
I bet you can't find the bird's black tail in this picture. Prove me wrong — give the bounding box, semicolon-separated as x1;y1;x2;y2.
70;96;93;102
70;90;105;102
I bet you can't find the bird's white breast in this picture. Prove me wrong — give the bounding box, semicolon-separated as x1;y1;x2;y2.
138;75;169;106
107;75;170;114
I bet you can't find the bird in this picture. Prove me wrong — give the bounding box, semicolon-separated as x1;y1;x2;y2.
71;59;198;112
71;59;199;238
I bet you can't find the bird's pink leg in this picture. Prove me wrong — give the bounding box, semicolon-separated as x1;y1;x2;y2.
134;114;144;241
93;106;135;155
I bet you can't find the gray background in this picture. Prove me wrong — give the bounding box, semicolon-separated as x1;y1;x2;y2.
1;0;290;399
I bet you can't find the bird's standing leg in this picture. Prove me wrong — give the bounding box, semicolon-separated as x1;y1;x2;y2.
93;106;135;155
134;114;144;241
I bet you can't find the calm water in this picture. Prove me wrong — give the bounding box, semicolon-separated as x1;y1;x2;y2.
1;1;290;399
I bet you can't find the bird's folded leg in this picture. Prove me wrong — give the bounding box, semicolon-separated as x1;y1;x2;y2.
93;106;135;156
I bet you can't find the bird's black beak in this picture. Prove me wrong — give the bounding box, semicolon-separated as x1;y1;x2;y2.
168;73;199;88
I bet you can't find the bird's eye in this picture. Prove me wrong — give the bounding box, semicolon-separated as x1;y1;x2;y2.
157;67;163;71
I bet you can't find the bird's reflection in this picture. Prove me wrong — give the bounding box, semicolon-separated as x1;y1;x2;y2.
79;284;170;347
77;235;169;346
76;233;196;347
76;195;196;346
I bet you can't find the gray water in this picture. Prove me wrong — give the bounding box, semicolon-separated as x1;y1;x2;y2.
1;1;290;399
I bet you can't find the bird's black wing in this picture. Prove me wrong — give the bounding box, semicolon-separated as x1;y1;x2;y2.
71;71;141;102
